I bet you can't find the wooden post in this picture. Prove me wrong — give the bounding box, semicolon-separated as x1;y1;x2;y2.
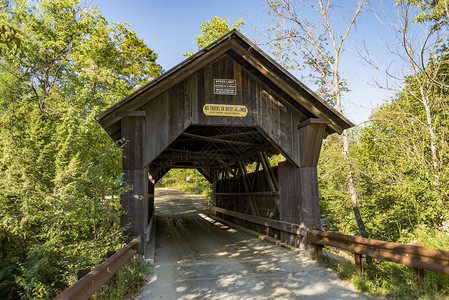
77;268;91;280
210;179;216;207
298;119;328;243
121;112;148;242
413;267;425;286
278;161;302;248
278;119;328;249
298;167;321;228
355;253;363;276
315;245;324;262
412;243;424;286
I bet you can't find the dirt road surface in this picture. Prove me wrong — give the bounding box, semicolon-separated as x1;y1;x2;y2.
139;188;373;300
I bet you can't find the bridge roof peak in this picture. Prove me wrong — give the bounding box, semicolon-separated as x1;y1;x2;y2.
96;29;353;138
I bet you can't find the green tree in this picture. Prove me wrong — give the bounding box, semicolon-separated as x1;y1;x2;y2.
0;0;161;298
265;0;370;237
314;0;449;245
354;83;448;239
184;16;243;57
401;0;449;27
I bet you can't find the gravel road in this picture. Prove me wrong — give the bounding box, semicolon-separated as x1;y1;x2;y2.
139;188;373;300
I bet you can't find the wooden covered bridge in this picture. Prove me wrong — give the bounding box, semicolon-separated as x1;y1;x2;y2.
96;29;353;249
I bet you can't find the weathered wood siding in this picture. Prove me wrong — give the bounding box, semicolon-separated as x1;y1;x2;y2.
142;78;194;166
278;161;303;248
193;54;302;166
141;53;303;168
215;166;281;240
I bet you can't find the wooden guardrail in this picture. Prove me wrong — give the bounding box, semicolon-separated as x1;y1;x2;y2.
210;205;449;285
211;206;306;236
54;236;141;300
308;229;449;285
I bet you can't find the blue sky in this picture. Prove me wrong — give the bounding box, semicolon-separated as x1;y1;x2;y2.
94;0;402;125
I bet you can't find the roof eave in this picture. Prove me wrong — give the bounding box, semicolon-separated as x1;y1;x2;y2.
96;29;355;138
96;31;239;126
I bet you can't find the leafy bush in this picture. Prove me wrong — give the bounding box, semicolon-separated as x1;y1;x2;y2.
157;169;212;197
0;0;161;298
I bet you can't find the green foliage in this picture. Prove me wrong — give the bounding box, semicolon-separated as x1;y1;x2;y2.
0;0;161;298
196;16;244;49
319;65;449;240
399;0;449;28
316;2;449;297
157;169;212;197
184;16;243;57
318;135;351;231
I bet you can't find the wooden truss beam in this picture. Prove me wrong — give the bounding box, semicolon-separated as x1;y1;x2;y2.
181;132;256;146
238;160;259;216
208;130;260;140
211;206;304;236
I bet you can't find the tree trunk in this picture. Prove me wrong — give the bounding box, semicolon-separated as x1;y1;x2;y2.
335;70;368;238
420;86;439;173
342;131;368;237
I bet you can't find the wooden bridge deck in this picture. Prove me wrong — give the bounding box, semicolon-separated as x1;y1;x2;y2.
138;188;373;299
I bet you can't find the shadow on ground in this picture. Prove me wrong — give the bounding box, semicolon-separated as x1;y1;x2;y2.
139;188;374;300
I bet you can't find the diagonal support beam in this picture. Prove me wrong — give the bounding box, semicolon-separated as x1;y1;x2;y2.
238;161;260;216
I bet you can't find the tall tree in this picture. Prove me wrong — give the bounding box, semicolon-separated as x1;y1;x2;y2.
184;16;243;56
361;1;448;177
265;0;369;237
0;0;161;298
356;0;449;236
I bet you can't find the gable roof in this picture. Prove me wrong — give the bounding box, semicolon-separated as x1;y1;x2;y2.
96;29;354;138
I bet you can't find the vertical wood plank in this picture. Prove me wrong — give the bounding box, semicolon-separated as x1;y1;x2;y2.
355;254;363;276
299;167;321;228
234;59;242;107
278;161;303;248
413;268;425;286
191;72;198;123
315;245;324;262
121;114;148;239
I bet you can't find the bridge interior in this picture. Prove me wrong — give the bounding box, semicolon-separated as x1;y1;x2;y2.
138;188;369;299
148;125;281;184
147;123;288;244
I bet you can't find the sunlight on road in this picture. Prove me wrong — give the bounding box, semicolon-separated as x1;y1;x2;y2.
139;188;374;299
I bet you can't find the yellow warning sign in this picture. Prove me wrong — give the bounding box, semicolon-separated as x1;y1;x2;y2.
203;104;248;117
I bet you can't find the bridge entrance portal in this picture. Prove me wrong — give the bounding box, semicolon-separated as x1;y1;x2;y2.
96;30;353;248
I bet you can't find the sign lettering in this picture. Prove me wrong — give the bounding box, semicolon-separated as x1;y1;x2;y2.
203;104;248;117
214;79;236;95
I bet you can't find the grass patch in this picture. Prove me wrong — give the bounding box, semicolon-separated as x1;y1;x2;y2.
321;251;449;299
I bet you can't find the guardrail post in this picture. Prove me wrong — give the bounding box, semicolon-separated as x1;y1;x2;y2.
354;253;363;276
315;245;324;262
413;267;425;286
405;242;424;286
77;268;91;281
